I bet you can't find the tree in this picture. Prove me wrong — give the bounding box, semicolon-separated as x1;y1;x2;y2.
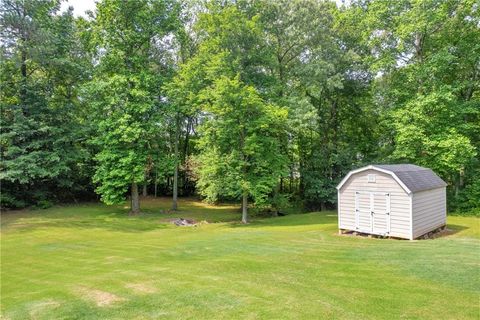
390;91;477;194
359;0;480;210
1;0;478;215
87;0;178;214
196;76;287;223
257;0;376;209
0;0;93;208
168;5;199;210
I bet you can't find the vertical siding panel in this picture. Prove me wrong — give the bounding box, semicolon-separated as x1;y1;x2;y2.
412;188;447;238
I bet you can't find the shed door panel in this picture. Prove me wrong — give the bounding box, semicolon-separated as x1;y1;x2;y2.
372;193;390;234
355;192;372;232
355;191;391;235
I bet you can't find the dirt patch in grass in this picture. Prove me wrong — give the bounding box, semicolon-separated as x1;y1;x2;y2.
125;282;157;294
76;287;126;307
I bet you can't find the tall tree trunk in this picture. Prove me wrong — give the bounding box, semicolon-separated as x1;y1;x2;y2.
154;171;158;197
142;184;147;197
20;49;27;109
19;3;28;108
172;114;180;210
455;167;465;198
242;191;248;224
459;167;465;188
182;118;192;195
289;166;294;193
464;68;478;101
321;201;326;211
131;182;140;215
172;166;178;210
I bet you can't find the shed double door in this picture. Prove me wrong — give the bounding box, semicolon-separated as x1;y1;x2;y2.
355;191;391;235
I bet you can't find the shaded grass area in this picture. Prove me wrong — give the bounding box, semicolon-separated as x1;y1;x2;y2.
1;197;479;319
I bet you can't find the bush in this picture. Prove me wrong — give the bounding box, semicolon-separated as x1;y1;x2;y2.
449;208;480;217
0;192;26;209
32;200;54;210
449;174;480;215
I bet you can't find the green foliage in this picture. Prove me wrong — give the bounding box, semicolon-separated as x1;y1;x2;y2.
0;0;94;208
87;74;154;204
449;170;480;215
268;192;291;214
360;0;480;210
391;90;477;177
0;192;26;209
86;0;179;206
196;76;288;208
1;0;478;213
32;199;54;210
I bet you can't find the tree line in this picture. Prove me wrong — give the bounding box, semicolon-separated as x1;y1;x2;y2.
1;0;479;219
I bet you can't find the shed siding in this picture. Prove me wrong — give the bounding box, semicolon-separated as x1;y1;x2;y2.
339;169;411;239
412;188;446;238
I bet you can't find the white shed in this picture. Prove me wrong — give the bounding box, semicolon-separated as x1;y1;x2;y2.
336;164;447;240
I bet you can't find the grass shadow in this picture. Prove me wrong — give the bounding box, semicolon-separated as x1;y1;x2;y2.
229;211;337;229
1;212;167;234
1;197;243;234
430;224;469;238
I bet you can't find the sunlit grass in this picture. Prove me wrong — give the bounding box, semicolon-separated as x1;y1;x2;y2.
1;197;479;319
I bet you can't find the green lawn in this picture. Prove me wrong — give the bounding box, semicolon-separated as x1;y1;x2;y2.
1;197;479;319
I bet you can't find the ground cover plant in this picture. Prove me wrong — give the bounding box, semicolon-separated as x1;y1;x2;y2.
1;198;479;319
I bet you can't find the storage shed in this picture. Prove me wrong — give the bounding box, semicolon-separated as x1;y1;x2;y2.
337;164;447;240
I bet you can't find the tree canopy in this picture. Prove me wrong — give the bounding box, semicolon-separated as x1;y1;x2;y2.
1;0;478;216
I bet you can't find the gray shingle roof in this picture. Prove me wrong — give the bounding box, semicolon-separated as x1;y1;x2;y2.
374;164;447;193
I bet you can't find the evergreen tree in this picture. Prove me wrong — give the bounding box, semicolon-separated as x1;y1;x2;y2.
0;0;92;207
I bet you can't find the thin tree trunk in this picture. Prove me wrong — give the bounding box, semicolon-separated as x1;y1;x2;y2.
272;181;280;217
20;4;28;107
242;191;248;224
172;114;180;211
182;118;192;196
455;167;465;198
142;184;147;197
464;68;478;101
154;171;158;197
131;182;140;215
289;166;294;193
183;118;191;163
459;167;465;188
20;49;27;109
172;166;178;210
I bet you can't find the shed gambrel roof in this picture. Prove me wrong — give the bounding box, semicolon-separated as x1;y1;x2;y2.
336;164;447;194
